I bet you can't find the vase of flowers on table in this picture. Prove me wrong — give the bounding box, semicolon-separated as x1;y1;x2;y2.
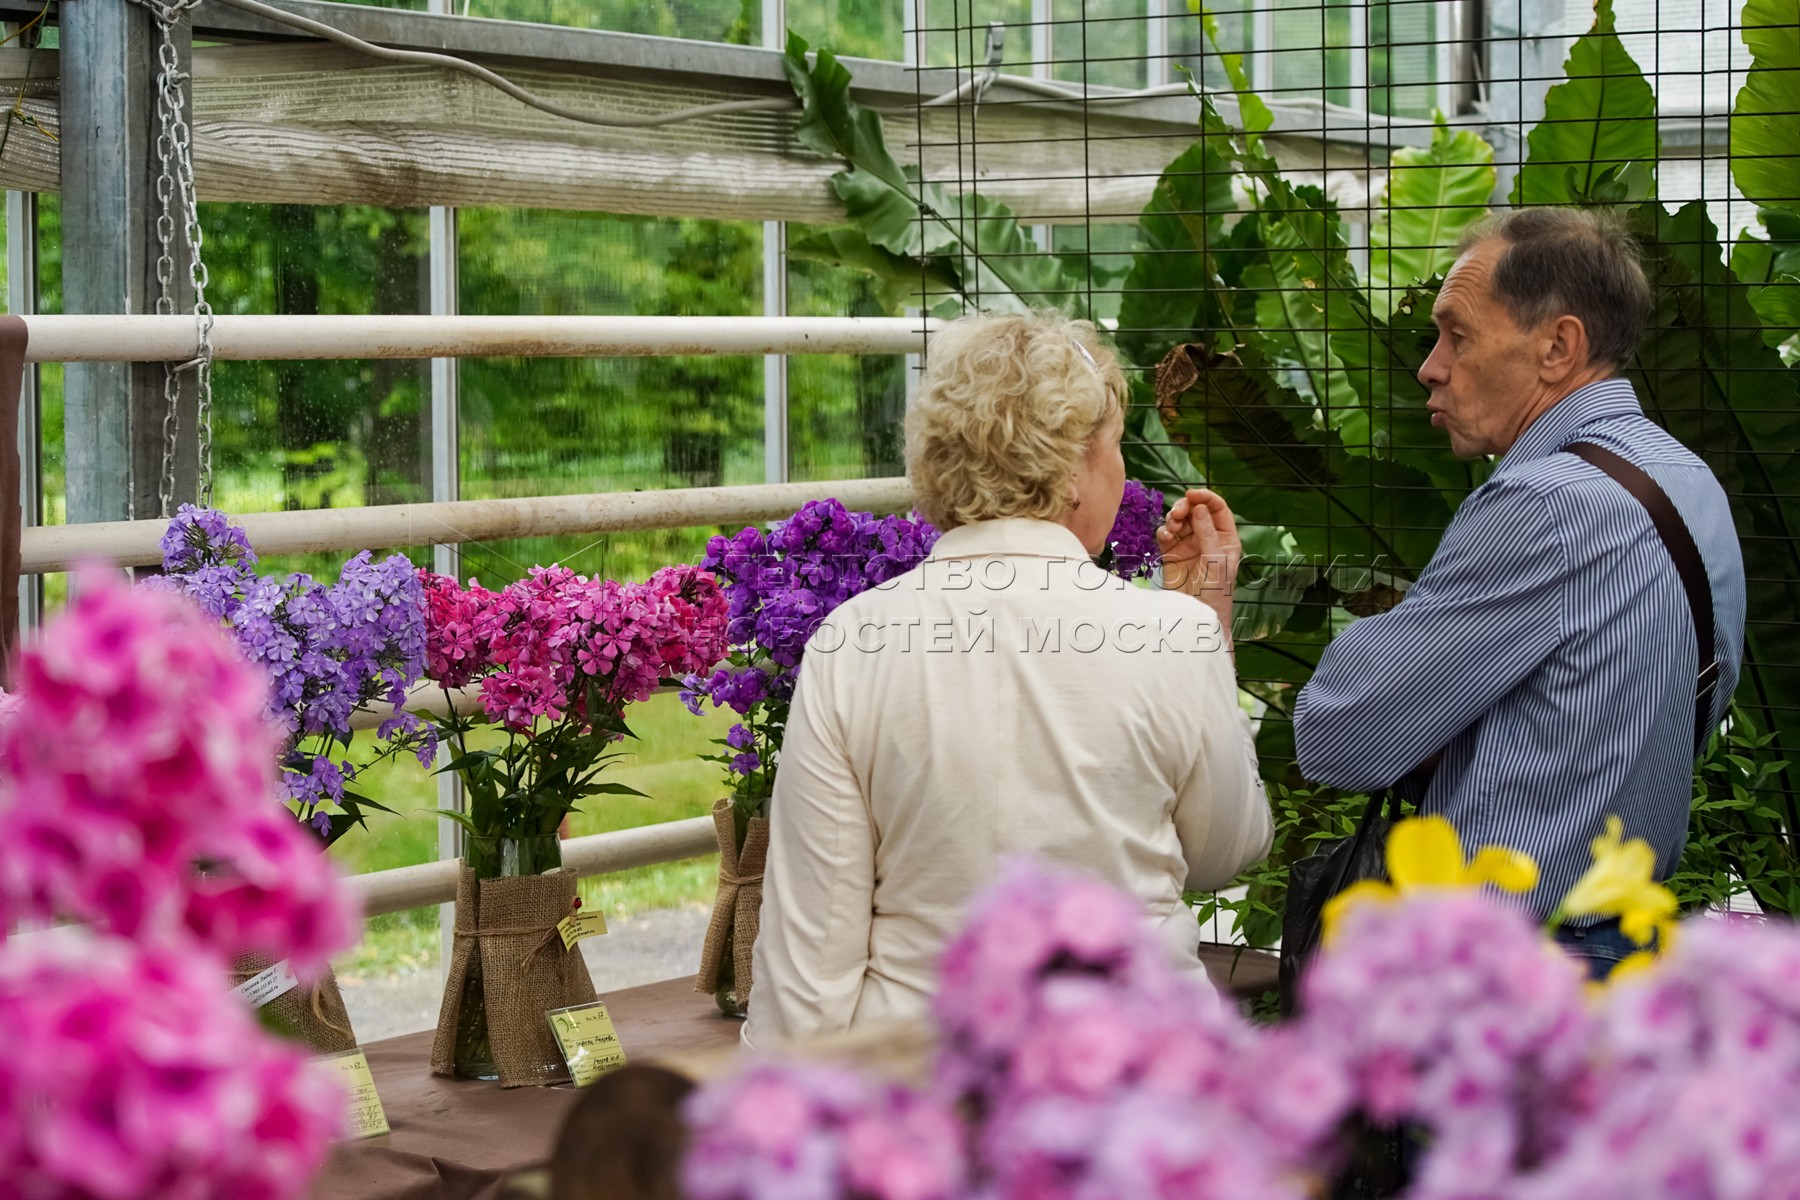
418;561;728;1084
147;505;435;1054
680;485;1165;1016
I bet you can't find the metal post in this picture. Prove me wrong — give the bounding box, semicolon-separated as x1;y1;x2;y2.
62;0;193;523
426;0;463;976
763;0;789;485
8;189;40;629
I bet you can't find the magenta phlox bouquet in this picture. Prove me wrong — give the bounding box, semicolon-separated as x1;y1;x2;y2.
417;562;729;843
147;505;435;845
0;571;360;1198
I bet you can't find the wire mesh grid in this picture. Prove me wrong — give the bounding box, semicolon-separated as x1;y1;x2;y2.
901;0;1798;916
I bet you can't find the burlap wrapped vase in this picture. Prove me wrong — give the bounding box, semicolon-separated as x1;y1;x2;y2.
431;862;597;1087
231;952;358;1055
694;797;769;1014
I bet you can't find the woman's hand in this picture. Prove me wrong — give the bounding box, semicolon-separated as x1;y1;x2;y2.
1156;488;1241;643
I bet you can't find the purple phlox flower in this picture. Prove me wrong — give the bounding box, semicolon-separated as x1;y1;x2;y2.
1105;480;1164;580
728;751;761;777
725;723;756;751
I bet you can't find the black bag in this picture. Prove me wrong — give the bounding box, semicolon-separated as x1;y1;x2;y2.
1278;788;1398;1018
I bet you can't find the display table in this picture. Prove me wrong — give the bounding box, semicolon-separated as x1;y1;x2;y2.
311;947;1278;1200
308;977;741;1200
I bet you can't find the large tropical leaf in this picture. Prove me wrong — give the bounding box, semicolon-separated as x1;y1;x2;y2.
1510;0;1659;206
1244;205;1355;412
1367;116;1494;310
1154;339;1452;583
1114;137;1241;373
788;226;961;310
780;34;1082;317
1731;0;1800;216
1627;199;1800;832
1732;207;1800;353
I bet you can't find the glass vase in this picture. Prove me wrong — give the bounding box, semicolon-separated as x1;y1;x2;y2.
453;833;562;1079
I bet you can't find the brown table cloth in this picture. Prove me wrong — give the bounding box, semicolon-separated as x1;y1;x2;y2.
309;977;742;1200
310;948;1278;1200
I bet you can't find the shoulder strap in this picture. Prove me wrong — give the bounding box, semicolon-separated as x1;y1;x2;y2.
1564;441;1720;753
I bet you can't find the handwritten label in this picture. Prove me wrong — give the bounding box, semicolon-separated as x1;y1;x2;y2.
556;908;609;951
233;960;299;1009
547;1001;627;1087
323;1049;390;1140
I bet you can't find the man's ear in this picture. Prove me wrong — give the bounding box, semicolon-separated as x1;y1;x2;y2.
1539;314;1591;385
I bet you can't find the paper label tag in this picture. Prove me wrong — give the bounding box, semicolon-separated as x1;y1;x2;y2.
234;960;299;1009
556;908;609;951
323;1048;390;1140
547;1001;627;1087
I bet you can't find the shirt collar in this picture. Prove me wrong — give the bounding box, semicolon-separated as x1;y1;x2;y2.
925;518;1092;561
1496;377;1644;473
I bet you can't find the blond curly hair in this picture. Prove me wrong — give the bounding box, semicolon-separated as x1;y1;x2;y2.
906;311;1126;531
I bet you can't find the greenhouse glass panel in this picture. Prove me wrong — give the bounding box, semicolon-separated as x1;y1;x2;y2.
425;0;754;39
455;208;765;586
788;0;906;59
786;227;911;485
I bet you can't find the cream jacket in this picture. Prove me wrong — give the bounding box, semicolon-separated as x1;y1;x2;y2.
742;519;1272;1048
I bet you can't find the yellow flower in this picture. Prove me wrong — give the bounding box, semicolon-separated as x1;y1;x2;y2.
1320;815;1539;946
1553;816;1679;948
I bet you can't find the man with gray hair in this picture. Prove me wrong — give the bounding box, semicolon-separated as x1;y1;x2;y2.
1291;207;1746;977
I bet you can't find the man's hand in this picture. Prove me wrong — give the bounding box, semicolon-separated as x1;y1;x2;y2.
1157;488;1241;643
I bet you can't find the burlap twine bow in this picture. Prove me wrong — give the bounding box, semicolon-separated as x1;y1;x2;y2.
431;863;597;1087
230;953;357;1055
695;797;770;1003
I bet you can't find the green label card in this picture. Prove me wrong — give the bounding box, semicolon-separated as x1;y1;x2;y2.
323;1048;391;1140
556;909;609;951
547;1001;627;1087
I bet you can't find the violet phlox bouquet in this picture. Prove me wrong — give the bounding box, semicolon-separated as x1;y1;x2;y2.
0;572;361;1199
417;562;729;851
681;488;1164;837
680;499;940;831
146;504;435;844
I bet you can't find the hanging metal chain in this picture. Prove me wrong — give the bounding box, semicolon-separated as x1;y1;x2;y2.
133;0;215;515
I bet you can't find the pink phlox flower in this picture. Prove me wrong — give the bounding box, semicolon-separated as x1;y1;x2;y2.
0;573;358;974
0;930;342;1200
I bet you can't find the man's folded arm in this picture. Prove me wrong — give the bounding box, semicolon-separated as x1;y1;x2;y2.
1293;479;1570;791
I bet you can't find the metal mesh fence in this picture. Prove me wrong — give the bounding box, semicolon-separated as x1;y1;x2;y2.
903;0;1799;918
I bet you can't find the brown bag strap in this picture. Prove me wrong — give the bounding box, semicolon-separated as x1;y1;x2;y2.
1564;441;1720;753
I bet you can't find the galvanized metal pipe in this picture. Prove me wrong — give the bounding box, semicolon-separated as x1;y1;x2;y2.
20;475;915;574
18;314;937;363
348;816;719;918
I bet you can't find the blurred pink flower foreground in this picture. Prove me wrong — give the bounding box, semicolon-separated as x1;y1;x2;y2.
0;572;357;1199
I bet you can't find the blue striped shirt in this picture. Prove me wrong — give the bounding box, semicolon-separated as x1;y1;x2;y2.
1293;379;1747;918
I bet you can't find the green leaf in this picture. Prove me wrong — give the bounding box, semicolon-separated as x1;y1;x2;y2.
1367;115;1494;309
788;226;960;310
583;782;651;799
1194;3;1274;139
1510;0;1659;206
1243;207;1354;411
1114;137;1241;373
780;34;1085;317
781;34;920;257
437;807;484;837
1730;0;1800;216
1732;208;1800;351
1154;339;1452;583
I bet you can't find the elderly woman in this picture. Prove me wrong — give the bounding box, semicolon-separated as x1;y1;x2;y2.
743;311;1272;1047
